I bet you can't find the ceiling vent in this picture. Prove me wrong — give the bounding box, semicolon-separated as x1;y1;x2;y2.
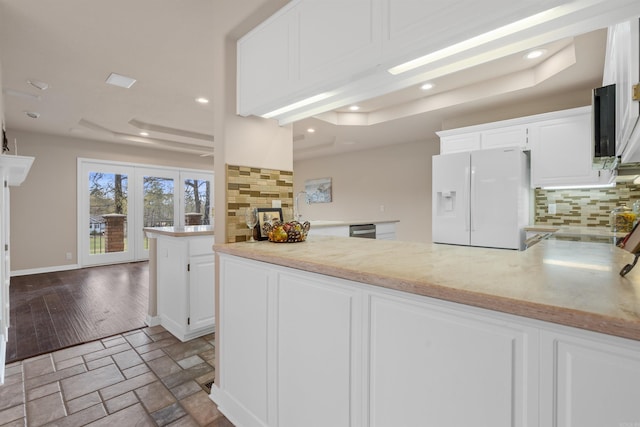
105;72;137;89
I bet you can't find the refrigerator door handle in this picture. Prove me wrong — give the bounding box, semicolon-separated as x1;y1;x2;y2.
464;166;471;231
470;165;477;231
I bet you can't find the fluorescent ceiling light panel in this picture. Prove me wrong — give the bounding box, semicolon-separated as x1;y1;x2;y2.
106;72;137;88
388;6;573;75
262;92;333;119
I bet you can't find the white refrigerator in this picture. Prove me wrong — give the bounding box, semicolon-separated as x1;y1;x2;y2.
432;147;530;250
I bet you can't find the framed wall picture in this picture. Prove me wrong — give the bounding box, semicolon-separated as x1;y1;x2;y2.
256;207;283;240
305;177;332;203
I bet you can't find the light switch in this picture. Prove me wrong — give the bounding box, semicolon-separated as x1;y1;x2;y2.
548;203;556;214
272;200;282;208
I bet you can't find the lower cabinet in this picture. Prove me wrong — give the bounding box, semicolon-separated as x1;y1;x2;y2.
368;294;537;427
156;234;215;341
540;330;640;427
213;254;640;427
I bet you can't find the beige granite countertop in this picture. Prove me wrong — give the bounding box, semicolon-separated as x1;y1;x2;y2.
144;225;214;237
215;236;640;341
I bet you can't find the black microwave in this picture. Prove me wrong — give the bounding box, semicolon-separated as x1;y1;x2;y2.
593;83;616;158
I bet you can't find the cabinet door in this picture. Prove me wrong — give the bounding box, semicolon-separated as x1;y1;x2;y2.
481;125;528;150
604;19;640;161
276;271;361;427
439;133;481;154
188;254;215;332
369;294;538;427
218;256;271;426
530;113;602;187
157;238;188;337
541;330;640;427
297;0;380;90
237;6;297;116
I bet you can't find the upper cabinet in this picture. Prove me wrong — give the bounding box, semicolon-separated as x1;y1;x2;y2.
603;18;640;163
297;0;380;89
238;0;640;123
237;7;297;116
438;107;614;188
529;110;608;188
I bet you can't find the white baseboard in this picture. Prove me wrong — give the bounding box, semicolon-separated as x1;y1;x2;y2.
11;264;81;277
145;316;161;327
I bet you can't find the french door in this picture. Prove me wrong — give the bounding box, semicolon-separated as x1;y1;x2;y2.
79;159;212;267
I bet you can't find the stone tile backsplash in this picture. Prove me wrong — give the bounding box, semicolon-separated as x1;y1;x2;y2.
226;164;293;243
534;182;640;227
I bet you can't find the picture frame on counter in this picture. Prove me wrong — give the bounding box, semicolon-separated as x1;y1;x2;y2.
256;207;283;240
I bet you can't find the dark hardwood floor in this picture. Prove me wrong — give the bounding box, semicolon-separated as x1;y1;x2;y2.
7;261;149;363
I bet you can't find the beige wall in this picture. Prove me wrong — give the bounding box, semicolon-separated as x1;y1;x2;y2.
6;129;213;272
293;138;439;243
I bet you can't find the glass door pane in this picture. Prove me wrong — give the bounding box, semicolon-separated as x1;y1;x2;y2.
82;162;134;266
139;173;177;259
182;172;213;226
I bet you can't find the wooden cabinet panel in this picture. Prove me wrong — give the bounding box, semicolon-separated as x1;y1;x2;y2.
297;0;380;86
541;330;640;427
155;235;215;342
604;18;640;162
237;6;297;116
277;272;361;427
219;257;271;425
482;125;528;150
439;133;481;154
188;255;215;331
369;294;536;427
529;112;602;187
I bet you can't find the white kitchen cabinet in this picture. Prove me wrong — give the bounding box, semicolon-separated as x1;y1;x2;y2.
276;271;362;427
237;0;603;120
369;293;537;427
439;124;527;154
0;155;34;385
212;254;540;427
217;256;271;426
529;108;612;188
237;5;298;116
213;254;640;427
603;18;640;163
214;256;362;427
375;221;396;240
482;125;529;150
307;225;349;237
540;329;640;426
297;0;379;90
439;132;481;154
154;233;215;342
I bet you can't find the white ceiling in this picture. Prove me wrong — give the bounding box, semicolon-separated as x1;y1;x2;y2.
0;1;609;161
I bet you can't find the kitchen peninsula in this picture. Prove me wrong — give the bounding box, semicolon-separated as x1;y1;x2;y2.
211;236;640;427
144;225;215;341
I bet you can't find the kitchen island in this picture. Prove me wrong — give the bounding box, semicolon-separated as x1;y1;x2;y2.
211;236;640;427
144;225;215;341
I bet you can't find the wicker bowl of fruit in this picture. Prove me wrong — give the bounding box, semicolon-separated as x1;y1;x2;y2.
263;220;311;243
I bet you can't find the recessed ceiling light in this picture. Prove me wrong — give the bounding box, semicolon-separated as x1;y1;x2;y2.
349;105;360;111
139;131;149;137
307;128;315;133
25;111;40;119
524;49;546;60
105;72;137;89
195;97;209;104
27;79;49;91
421;82;434;91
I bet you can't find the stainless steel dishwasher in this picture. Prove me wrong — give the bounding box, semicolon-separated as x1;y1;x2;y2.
349;224;376;239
